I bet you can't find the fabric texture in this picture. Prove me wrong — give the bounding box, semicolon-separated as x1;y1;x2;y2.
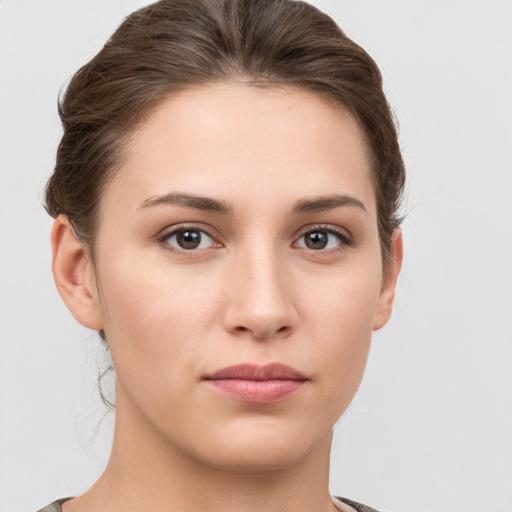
37;496;381;512
335;496;381;512
36;499;70;512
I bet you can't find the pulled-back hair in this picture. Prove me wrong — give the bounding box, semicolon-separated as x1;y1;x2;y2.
45;0;405;266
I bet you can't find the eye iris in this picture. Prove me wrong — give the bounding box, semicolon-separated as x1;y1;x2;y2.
305;231;328;250
177;230;201;249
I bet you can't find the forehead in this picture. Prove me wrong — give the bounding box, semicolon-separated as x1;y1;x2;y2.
103;83;375;217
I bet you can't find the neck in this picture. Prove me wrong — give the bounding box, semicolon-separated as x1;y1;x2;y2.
67;393;335;512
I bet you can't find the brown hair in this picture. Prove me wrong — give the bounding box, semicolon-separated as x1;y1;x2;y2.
45;0;405;265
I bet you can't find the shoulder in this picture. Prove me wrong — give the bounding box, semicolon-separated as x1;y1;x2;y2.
334;496;384;512
36;498;71;512
38;496;383;512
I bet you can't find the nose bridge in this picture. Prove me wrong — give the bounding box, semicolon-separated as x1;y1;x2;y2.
223;238;298;339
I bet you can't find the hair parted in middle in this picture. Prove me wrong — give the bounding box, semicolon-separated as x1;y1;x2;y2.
46;0;405;266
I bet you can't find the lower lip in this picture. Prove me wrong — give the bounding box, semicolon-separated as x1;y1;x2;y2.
205;379;306;404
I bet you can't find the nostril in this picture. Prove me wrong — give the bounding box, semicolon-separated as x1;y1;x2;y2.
224;300;298;339
232;324;291;339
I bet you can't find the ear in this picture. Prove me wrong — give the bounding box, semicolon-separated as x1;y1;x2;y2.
51;215;104;331
372;228;403;331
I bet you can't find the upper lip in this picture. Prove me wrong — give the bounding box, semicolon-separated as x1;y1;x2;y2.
204;363;307;381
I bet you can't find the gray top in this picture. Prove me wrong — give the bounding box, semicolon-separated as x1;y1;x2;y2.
36;496;381;512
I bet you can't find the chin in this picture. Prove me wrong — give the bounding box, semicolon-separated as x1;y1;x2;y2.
184;422;332;473
199;445;310;473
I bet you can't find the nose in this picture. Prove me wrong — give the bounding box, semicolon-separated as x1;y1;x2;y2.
222;247;299;340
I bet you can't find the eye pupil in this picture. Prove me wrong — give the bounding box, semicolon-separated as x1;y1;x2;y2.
305;231;328;250
177;230;201;249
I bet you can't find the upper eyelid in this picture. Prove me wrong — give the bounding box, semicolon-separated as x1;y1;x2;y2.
158;223;221;241
156;222;352;246
292;226;354;253
159;226;222;254
293;224;352;240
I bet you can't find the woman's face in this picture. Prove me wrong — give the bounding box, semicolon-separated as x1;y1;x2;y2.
83;84;400;471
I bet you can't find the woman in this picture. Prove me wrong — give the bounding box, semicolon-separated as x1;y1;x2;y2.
39;0;404;511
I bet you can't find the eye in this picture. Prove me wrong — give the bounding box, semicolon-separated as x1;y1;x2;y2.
295;227;351;251
162;228;218;251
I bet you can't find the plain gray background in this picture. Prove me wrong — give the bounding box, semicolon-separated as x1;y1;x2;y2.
1;1;511;511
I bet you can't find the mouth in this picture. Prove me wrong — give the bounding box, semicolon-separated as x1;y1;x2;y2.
203;363;308;404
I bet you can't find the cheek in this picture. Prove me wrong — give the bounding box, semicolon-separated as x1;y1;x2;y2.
95;230;382;419
302;254;382;338
299;259;382;399
95;250;222;385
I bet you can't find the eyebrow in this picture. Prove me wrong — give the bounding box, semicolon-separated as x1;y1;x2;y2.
138;192;233;215
292;194;367;215
138;192;366;215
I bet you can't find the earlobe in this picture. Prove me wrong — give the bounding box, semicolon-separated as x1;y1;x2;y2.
51;215;104;331
372;229;403;331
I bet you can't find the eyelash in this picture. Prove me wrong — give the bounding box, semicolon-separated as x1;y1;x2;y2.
158;224;221;255
293;225;354;253
157;224;353;255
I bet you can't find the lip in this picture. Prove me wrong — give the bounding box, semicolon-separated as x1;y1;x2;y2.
203;363;308;404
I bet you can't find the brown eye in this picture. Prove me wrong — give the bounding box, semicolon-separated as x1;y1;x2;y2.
296;228;349;251
164;228;215;251
304;231;328;249
178;230;202;249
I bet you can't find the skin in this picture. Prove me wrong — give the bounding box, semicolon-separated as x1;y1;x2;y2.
51;84;402;512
